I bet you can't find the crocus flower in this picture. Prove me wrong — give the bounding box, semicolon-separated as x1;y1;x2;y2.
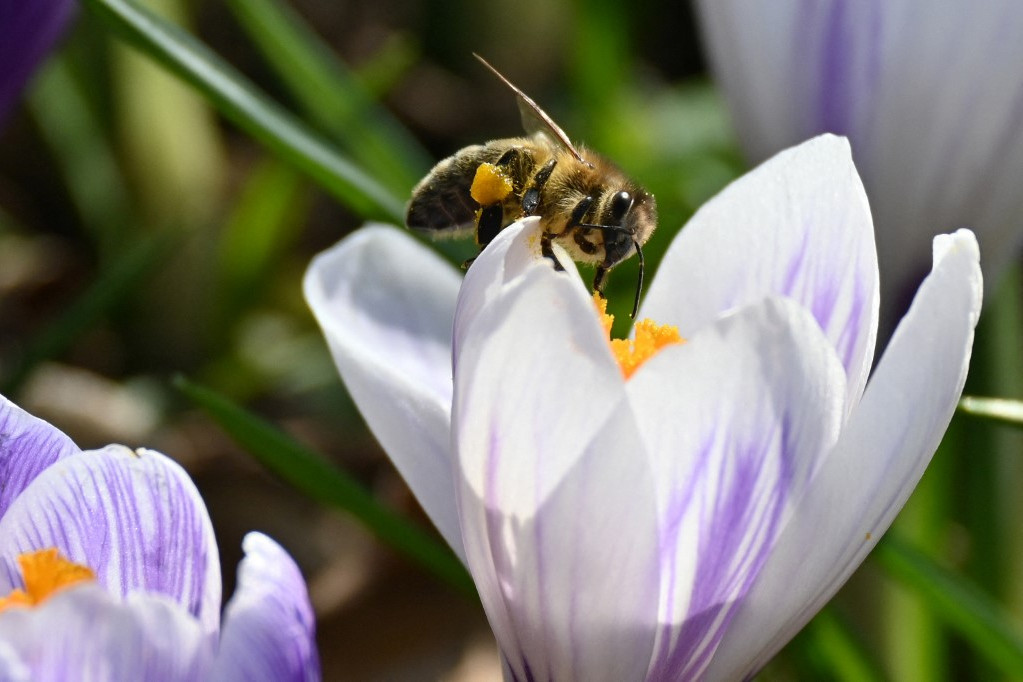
305;135;981;679
0;0;75;123
695;0;1021;327
0;394;319;680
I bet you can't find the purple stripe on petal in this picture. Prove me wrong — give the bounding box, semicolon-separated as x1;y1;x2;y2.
627;297;846;679
649;415;795;680
0;0;76;123
0;445;221;634
0;393;80;519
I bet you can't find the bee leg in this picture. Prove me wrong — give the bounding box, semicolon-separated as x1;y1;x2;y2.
540;231;565;272
522;158;557;215
464;202;506;269
566;196;595;233
476;203;505;247
592;265;609;294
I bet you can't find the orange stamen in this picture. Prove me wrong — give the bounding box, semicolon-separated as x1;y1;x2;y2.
0;548;95;612
594;293;684;379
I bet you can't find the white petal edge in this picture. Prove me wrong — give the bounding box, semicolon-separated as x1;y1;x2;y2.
304;224;466;559
626;296;846;680
212;533;319;682
705;229;982;679
0;445;222;635
641;134;879;415
0;584;211;679
453;261;660;682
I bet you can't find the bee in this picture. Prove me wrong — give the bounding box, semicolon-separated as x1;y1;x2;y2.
406;54;657;317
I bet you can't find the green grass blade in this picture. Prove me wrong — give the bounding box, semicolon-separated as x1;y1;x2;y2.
874;535;1023;677
82;0;405;222
174;376;476;598
212;159;307;336
225;0;430;193
28;54;134;257
806;608;885;682
959;395;1023;428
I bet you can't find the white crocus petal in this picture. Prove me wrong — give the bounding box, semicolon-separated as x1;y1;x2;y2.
697;0;1023;311
453;216;579;360
0;640;28;681
705;229;982;680
304;224;465;559
453;263;660;682
0;584;211;679
627;296;846;680
642;135;878;413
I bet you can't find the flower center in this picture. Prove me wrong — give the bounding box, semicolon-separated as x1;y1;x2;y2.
0;548;96;612
594;293;684;378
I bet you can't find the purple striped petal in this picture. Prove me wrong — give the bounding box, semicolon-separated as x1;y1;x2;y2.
625;296;846;679
0;393;80;519
212;533;319;682
304;225;466;560
0;445;221;635
642;135;878;413
705;230;982;679
0;0;75;123
0;584;211;679
697;0;1023;325
453;246;660;681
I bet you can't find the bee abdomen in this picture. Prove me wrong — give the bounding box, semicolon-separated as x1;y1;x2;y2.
406;144;509;234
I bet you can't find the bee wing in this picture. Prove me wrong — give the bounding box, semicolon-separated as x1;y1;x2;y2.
474;54;592;168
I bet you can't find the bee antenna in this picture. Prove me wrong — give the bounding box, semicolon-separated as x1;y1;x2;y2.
631;239;645;319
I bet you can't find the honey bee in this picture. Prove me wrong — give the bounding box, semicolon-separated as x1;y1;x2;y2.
406;54;657;317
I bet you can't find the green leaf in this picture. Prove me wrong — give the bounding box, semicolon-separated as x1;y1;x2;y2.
213;159;307;334
82;0;405;222
28;53;134;257
174;376;476;598
959;395;1023;428
803;608;885;682
225;0;430;194
874;535;1023;677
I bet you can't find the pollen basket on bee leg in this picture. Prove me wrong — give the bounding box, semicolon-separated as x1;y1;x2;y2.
593;293;684;379
470;162;514;205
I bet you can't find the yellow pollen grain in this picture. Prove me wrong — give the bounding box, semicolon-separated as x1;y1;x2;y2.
470;162;514;205
0;548;95;612
593;293;684;379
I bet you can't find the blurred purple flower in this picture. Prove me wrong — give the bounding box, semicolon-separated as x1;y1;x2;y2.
305;136;981;679
0;394;320;680
0;0;76;123
695;0;1023;328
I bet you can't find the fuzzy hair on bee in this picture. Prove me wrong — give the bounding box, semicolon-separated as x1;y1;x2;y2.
405;55;657;317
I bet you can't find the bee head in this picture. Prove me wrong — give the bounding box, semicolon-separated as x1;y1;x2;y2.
591;187;657;318
599;189;657;268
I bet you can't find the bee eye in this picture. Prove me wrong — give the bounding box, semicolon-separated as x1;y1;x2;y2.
609;191;633;225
